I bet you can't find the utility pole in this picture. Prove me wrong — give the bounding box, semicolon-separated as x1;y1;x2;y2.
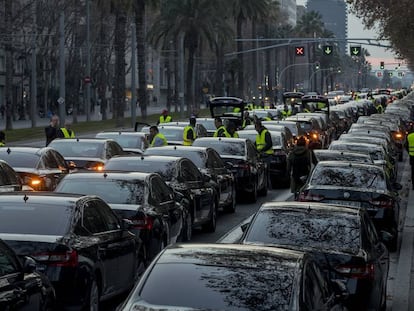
179;32;185;118
85;0;91;121
31;0;37;128
131;23;137;129
58;12;66;124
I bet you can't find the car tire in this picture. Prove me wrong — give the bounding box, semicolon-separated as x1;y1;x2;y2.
182;213;193;241
202;202;217;233
85;278;100;311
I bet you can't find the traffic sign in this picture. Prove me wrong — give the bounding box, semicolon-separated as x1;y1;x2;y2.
295;46;305;56
57;97;65;105
323;45;333;56
350;46;361;56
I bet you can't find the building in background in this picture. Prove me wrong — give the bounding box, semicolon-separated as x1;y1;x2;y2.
279;0;297;26
306;0;348;54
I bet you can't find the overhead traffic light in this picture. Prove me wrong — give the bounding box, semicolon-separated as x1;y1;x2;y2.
315;62;320;70
349;46;361;57
380;61;385;69
322;45;333;56
295;46;305;56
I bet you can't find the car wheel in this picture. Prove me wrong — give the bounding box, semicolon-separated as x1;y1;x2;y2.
182;213;193;241
85;278;100;311
202;201;217;233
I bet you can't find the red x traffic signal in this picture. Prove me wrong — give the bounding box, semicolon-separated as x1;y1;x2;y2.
295;46;305;56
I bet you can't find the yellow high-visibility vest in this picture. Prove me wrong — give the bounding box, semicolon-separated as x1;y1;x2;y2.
256;129;273;155
183;125;196;145
407;132;414;156
60;128;75;138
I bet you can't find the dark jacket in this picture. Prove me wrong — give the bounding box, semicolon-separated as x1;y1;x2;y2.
287;145;311;178
45;125;58;146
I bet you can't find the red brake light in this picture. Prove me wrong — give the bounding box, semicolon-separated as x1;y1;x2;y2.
335;263;375;280
369;198;394;208
297;191;324;202
33;250;78;267
130;215;154;230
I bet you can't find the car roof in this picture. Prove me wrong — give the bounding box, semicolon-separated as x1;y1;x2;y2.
314;160;382;170
0;146;44;154
330;140;385;150
60;171;154;181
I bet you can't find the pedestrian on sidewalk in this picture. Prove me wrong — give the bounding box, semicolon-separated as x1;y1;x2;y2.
406;128;414;189
45;115;60;146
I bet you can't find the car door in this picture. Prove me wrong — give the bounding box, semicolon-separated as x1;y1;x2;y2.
95;199;138;290
207;149;233;205
149;176;183;245
0;244;41;310
179;159;213;223
78;200;120;297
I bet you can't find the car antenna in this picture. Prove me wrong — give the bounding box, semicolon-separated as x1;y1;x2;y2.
76;138;80;142
6;147;11;154
307;205;311;213
141;156;144;160
103;172;108;178
23;194;29;203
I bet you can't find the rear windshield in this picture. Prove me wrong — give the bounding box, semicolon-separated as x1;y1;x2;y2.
105;160;177;181
144;149;205;168
158;127;184;142
310;165;386;189
96;133;143;149
245;210;361;255
0;202;72;235
0;153;39;168
49;141;103;158
57;179;145;204
194;141;245;156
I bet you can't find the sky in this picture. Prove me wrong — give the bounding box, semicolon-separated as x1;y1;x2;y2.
296;0;401;70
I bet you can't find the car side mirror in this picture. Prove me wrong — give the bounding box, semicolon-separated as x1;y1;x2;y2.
23;256;37;273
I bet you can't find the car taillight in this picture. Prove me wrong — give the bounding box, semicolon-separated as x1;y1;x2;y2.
32;250;78;267
297;191;324;202
130;215;154;230
23;176;44;190
335;263;375;280
394;132;403;139
369;198;394;208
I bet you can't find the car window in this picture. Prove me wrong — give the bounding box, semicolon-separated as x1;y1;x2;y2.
42;150;59;169
107;141;124;158
94;199;121;231
0;248;18;276
51;150;69;171
303;261;326;309
207;150;224;169
246;141;257;162
80;201;109;234
1;163;19;185
180;160;202;182
363;213;379;245
150;176;173;203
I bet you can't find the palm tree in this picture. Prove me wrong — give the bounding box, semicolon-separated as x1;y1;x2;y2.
148;0;229;115
231;0;270;98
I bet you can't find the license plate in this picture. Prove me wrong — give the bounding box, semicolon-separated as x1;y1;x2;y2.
324;200;362;208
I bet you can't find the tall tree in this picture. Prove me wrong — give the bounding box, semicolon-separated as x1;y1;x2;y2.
148;0;229;115
4;0;13;130
231;0;269;98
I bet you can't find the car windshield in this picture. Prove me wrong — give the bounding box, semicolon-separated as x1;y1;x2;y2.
296;121;313;132
0;202;72;235
194;140;245;156
144;149;206;168
314;151;373;164
96;133;143;149
105;160;177;181
135;249;297;310
49;141;103;158
245;210;361;255
57;179;145;204
329;144;385;161
196;119;216;131
0;153;39;168
310;165;386;189
158;127;184;142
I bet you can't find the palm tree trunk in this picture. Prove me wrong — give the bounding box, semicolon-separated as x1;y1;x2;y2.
114;9;127;127
186;43;196;116
135;0;148;120
173;39;179;113
5;0;13;130
214;42;224;96
236;14;244;98
97;9;107;120
251;20;257;98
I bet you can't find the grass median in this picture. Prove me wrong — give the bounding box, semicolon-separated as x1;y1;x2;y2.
5;109;209;144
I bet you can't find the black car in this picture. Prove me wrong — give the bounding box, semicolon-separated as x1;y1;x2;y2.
0;238;55;310
119;243;348;311
239;202;389;311
104;155;218;234
143;146;235;211
312;149;374;165
0;192;144;310
0;147;69;190
48;138;125;171
193;137;268;202
55;171;185;260
297;161;401;251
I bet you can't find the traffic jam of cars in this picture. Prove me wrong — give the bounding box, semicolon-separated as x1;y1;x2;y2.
0;88;413;310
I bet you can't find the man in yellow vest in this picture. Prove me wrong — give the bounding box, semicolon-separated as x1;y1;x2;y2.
406;128;414;189
183;117;197;145
255;120;273;189
213;117;231;137
58;120;75;138
147;126;167;147
157;109;172;125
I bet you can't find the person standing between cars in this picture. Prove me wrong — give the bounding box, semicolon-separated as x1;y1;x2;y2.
242;111;251;128
157;109;172;125
45;114;60;146
406;128;414;190
226;122;239;138
183;116;197;146
213;117;231;137
287;136;312;197
0;131;5;147
255;120;273;188
58;120;75;138
144;125;167;147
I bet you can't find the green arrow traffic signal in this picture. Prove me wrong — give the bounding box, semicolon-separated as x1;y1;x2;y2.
323;45;333;56
350;46;361;56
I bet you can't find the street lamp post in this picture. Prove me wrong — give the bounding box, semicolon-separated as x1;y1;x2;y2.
277;62;319;99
